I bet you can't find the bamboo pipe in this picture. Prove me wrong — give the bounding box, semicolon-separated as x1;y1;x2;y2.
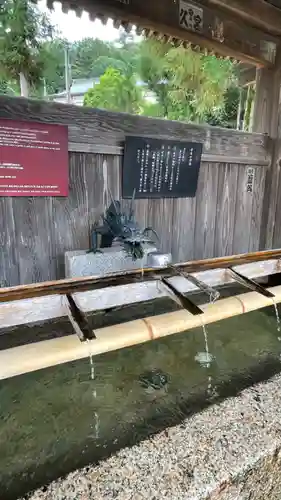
1;248;281;303
1;285;281;381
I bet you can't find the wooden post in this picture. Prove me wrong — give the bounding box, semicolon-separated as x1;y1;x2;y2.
236;87;247;131
244;84;255;132
236;88;243;130
252;52;281;250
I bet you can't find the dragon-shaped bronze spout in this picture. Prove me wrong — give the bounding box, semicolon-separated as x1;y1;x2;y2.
88;190;159;261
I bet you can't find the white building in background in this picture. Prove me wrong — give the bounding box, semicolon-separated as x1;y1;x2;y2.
50;77;157;106
50;78;99;106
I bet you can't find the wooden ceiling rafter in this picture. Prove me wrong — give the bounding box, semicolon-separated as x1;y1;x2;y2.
238;65;257;87
207;0;281;36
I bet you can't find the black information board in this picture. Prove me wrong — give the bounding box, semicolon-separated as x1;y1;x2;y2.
122;135;203;199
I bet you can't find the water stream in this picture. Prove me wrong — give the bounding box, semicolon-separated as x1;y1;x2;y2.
87;340;99;439
140;256;145;279
195;323;214;368
194;293;219;397
194;290;218;369
89;351;95;381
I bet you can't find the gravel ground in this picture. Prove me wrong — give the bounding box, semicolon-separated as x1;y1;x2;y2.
24;373;281;500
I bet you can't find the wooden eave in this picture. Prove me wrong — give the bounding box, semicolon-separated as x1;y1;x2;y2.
208;0;281;36
39;0;281;68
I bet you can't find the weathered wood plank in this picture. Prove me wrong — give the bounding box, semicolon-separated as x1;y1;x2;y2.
261;142;281;250
208;0;281;35
232;166;255;254
85;153;105;224
249;166;266;252
107;154;121;200
147;198;174;255
214;163;239;257
69;141;270;166
50;153;90;278
119;154;150;232
253;51;281;251
201;154;268;166
172;197;196;262
194;163;219;259
0;97;270;161
12;198;55;285
133;200;149;231
69;142;123;156
252;68;274;136
272;164;281;249
0;199;19;287
84;153;106;251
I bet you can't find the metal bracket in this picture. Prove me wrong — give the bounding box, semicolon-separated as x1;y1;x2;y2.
160;277;204;315
185;274;220;301
65;294;96;341
228;268;275;298
167;264;220;302
171;266;220;302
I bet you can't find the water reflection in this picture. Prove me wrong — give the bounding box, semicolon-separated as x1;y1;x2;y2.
1;303;281;499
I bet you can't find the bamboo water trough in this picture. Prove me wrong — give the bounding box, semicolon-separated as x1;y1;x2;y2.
1;249;281;381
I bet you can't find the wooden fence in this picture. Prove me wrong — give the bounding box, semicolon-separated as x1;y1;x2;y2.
0;96;271;286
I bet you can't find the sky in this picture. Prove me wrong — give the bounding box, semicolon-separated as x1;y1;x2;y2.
38;0;121;41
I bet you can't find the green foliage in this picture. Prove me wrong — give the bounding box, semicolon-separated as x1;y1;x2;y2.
90;56;129;77
71;38;113;79
38;38;66;95
0;78;19;95
114;31;140;76
83;67;143;114
139;39;237;125
204;86;240;128
0;4;239;128
70;36;139;79
141;102;165;118
33;34;141;96
0;0;54;93
139;39;170;114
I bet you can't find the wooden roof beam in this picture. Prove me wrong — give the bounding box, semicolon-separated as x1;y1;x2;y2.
238;66;257;87
56;0;279;67
207;0;281;36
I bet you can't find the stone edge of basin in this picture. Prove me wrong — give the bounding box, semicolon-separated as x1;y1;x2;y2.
24;373;281;500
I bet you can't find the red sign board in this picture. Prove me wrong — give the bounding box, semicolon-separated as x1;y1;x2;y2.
0;119;69;196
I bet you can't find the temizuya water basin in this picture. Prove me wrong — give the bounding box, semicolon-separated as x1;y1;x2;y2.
1;287;281;500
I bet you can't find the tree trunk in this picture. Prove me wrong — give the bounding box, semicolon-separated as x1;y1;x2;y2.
19;72;29;97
